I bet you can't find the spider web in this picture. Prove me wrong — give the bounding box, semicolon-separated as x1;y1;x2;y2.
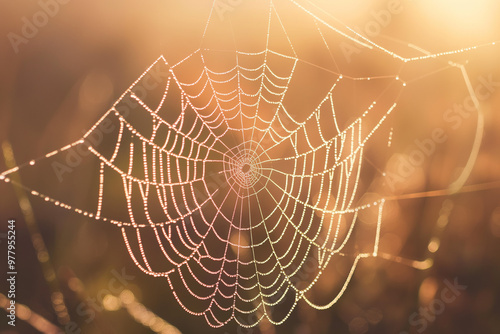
1;0;496;329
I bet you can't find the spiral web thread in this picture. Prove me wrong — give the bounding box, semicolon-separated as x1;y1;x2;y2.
1;0;496;328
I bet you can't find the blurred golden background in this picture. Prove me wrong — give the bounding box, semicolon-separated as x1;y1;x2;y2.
1;1;500;333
